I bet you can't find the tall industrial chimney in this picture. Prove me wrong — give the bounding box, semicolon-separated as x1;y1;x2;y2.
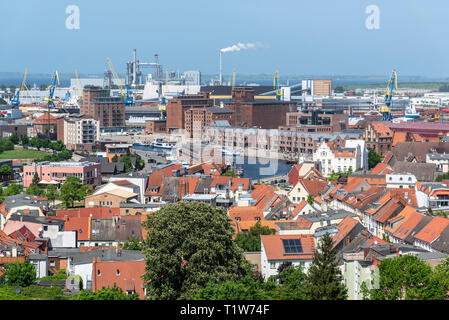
133;49;137;86
219;51;223;86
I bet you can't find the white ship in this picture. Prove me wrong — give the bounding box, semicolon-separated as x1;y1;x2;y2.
151;138;176;149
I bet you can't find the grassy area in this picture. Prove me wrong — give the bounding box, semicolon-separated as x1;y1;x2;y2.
0;285;68;300
0;149;51;160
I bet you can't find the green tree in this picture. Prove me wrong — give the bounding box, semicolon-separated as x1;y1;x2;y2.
45;185;59;206
71;285;139;300
221;169;238;178
0;164;12;176
234;221;276;252
334;86;345;93
3;184;23;196
368;148;383;169
8;133;19;145
122;236;145;251
278;264;307;300
4;261;36;287
120;155;133;172
21;134;29;146
60;177;89;208
0;138;14;152
304;233;347;300
142;201;249;300
26;184;45;197
31;172;40;186
50;140;65;152
365;254;446;300
307;194;314;206
111;155;119;163
193;275;269;300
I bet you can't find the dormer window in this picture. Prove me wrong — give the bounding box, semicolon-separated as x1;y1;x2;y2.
235;217;241;222
255;217;260;221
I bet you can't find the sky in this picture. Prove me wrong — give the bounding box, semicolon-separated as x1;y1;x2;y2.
1;0;449;78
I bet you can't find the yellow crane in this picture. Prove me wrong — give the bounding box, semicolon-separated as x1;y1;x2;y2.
106;57;126;97
106;57;133;106
11;69;28;106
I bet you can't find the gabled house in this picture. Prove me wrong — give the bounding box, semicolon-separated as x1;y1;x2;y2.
261;234;316;280
288;179;329;204
288;162;325;187
413;216;449;252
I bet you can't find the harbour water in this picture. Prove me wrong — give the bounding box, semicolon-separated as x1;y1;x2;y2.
132;144;292;180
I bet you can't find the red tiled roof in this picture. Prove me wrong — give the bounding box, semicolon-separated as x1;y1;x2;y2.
56;208;120;218
332;216;359;247
299;179;328;196
92;260;146;299
229;206;263;222
392;132;408;147
230;178;250;191
64;217;91;241
414;216;449;244
210;176;231;187
371;122;393;138
261;234;316;261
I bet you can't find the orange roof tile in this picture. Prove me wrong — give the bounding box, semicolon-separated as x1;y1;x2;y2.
414;216;449;244
371;122;393;138
228;206;263;222
332;216;360;247
261;234;316;261
392;132;408;147
64;216;91;241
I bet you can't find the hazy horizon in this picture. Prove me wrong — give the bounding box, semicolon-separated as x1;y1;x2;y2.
2;0;449;79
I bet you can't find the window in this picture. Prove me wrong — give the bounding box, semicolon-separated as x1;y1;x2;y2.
97;269;101;276
116;269;120;276
43;226;48;231
49;261;55;267
270;262;276;269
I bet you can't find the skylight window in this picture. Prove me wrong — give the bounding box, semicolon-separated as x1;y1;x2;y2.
282;239;303;254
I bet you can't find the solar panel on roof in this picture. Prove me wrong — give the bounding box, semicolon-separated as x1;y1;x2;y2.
282;239;303;254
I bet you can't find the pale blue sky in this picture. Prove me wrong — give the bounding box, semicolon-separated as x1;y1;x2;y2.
1;0;448;77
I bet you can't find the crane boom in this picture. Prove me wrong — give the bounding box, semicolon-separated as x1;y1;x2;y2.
106;57;133;106
380;69;398;121
11;69;28;106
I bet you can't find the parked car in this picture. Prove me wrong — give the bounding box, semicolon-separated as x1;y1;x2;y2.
2;182;9;187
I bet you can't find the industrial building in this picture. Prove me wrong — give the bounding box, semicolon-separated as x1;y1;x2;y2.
281;109;349;133
222;87;297;129
80;86;125;128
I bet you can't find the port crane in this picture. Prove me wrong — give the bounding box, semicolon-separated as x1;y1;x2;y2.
380;69;398;121
11;69;28;107
274;70;282;100
106;57;133;106
44;70;59;137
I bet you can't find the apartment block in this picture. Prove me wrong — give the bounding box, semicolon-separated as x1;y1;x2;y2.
23;161;102;187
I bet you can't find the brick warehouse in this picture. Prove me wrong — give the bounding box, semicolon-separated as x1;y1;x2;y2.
165;92;214;132
80;86;125;128
223;87;297;129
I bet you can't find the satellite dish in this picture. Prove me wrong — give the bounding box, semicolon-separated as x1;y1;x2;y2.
15;287;20;294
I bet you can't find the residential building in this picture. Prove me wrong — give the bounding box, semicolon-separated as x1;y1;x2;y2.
23;161;101;188
260;234;316;280
62;115;100;151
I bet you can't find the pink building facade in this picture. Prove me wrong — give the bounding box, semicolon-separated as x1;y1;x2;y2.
23;161;102;187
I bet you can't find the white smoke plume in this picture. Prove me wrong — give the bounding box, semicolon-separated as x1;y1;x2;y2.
220;42;264;53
